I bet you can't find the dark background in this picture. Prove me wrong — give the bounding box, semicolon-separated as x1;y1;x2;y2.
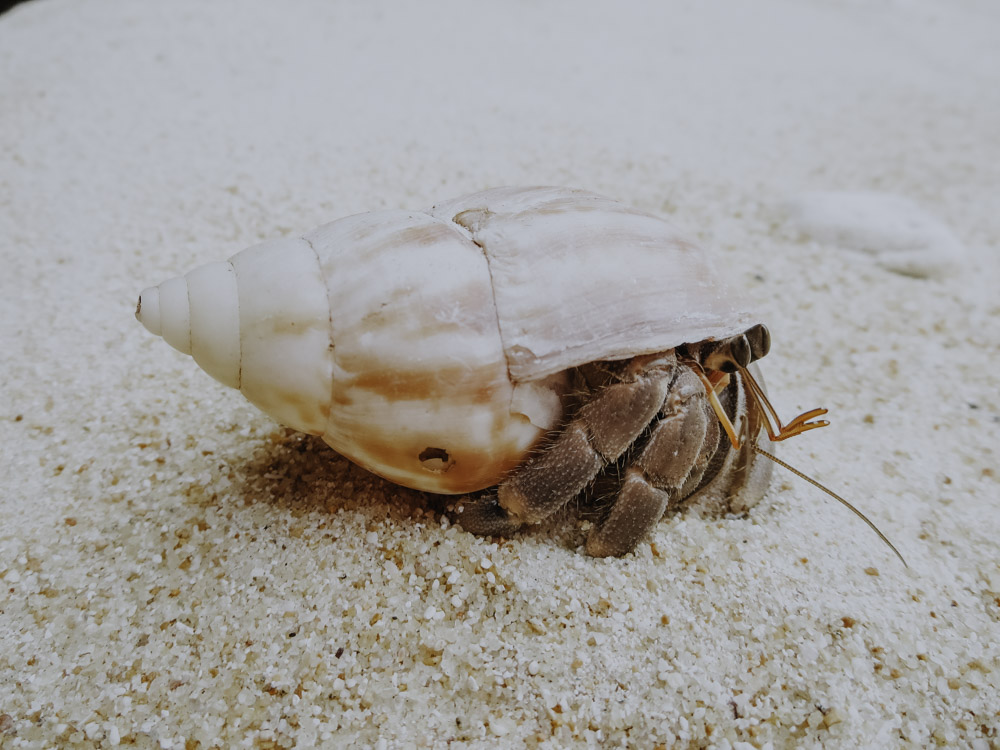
1;0;28;16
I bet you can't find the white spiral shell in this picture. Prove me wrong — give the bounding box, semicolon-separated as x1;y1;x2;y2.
137;186;759;494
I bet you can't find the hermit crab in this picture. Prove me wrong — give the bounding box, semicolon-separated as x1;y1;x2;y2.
136;186;901;559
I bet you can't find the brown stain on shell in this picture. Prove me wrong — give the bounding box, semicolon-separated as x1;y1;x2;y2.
345;221;463;264
338;361;507;405
246;382;332;436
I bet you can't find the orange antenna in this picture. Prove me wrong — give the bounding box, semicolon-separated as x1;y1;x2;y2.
690;362;829;452
739;366;830;443
690;359;906;568
691;367;742;450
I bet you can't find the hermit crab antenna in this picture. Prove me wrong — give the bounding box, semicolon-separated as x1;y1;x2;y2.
688;353;905;567
753;445;908;568
739;366;830;442
690;366;743;450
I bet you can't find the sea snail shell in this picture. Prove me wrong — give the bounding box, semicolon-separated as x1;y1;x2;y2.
136;186;759;494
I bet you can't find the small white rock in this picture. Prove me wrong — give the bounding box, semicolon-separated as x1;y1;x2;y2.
784;190;965;279
490;716;515;736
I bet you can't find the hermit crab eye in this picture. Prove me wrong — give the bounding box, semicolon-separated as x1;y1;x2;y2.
730;335;751;369
703;334;750;373
746;323;771;361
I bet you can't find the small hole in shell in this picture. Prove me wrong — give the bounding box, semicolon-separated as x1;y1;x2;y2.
419;447;454;473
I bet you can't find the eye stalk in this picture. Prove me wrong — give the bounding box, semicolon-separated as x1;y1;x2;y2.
701;322;771;374
688;324;829;451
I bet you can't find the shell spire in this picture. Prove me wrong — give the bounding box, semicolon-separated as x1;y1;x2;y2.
136;262;241;389
136;237;336;439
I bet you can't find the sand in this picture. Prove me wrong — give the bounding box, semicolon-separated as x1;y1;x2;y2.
2;0;999;747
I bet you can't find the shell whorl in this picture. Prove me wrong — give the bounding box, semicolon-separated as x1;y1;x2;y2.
136;238;335;437
137;261;241;389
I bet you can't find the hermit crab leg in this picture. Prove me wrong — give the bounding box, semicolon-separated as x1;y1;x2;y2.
739;366;830;442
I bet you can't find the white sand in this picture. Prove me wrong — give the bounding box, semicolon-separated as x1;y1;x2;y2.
2;0;999;747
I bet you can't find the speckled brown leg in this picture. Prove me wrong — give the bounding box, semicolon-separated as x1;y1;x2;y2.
449;357;674;537
445;491;524;538
586;367;720;557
